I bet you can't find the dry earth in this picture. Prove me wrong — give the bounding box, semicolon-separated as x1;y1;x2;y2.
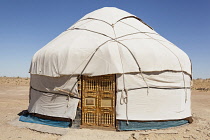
192;79;210;91
0;77;209;140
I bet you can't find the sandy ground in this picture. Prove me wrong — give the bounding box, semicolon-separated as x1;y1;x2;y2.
192;79;210;91
0;77;210;140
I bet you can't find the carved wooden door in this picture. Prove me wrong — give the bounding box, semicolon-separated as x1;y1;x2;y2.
81;75;115;128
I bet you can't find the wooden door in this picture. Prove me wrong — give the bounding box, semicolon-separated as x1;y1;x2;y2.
81;75;116;129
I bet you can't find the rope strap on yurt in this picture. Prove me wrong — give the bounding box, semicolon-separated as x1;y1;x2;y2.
30;86;81;100
120;89;129;125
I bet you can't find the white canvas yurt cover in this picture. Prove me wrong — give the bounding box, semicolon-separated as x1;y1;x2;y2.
26;7;192;130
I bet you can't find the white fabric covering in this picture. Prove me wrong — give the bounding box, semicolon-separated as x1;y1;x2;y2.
116;88;191;120
115;72;191;120
116;72;191;90
28;74;79;119
30;74;78;95
28;88;79;119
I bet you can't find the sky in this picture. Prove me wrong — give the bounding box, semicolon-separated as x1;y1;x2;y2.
0;0;209;79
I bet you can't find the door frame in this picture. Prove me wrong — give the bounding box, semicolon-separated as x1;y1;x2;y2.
80;74;117;130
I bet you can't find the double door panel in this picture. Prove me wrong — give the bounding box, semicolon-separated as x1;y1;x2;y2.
82;75;115;128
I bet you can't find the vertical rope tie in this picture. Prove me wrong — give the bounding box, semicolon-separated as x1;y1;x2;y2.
185;88;187;103
139;71;150;95
124;89;129;125
120;90;125;105
119;89;129;125
181;72;187;103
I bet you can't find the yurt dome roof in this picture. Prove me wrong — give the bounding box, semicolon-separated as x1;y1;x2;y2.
30;7;191;77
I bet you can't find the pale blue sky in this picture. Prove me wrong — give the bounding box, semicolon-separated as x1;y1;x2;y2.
0;0;209;78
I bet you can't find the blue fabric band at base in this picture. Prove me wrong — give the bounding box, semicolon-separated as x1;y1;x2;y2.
19;114;71;128
117;120;188;131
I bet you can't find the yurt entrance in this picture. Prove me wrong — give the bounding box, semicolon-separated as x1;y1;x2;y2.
81;75;116;129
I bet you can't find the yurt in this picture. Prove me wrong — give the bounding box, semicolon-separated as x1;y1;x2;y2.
21;7;192;130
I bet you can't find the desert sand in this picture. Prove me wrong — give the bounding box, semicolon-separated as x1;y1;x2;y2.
0;77;209;140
